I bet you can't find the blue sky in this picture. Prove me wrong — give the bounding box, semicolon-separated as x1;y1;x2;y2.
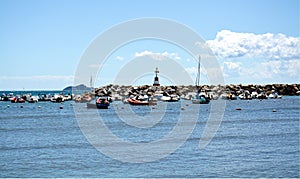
0;0;299;90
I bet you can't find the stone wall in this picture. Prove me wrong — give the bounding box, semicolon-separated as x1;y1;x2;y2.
93;84;300;100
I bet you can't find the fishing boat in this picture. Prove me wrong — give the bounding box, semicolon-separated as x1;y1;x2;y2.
238;91;252;100
220;93;237;100
127;98;149;105
192;56;210;104
28;95;39;103
50;94;64;103
38;94;52;101
268;92;282;99
161;95;180;102
10;96;25;103
257;92;267;99
96;96;110;109
127;95;151;106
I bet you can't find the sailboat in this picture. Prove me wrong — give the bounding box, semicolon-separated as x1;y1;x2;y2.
192;56;210;104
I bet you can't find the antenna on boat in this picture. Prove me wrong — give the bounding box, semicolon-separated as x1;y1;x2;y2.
195;55;201;87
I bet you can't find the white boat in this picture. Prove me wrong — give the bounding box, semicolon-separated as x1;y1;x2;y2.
238;93;252;100
191;56;210;104
51;94;65;103
28;95;39;103
268;92;282;99
161;95;179;102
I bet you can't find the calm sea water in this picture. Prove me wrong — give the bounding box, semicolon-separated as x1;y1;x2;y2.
0;95;299;177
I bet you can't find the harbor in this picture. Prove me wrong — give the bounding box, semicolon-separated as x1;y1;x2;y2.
1;83;300;104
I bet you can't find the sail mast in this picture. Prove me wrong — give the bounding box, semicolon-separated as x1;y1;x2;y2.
90;76;93;89
195;55;201;87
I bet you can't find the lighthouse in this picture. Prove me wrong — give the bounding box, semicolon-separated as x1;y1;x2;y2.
153;67;160;86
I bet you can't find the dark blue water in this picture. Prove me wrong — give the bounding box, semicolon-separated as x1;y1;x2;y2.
0;96;299;177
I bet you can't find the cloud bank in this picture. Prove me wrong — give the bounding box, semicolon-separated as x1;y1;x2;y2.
207;30;300;60
135;50;181;60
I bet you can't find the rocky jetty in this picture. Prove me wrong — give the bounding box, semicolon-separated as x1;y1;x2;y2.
92;84;300;101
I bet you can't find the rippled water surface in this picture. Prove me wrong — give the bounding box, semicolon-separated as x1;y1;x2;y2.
0;96;299;177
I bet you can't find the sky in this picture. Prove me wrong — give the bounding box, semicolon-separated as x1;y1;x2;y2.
0;0;299;90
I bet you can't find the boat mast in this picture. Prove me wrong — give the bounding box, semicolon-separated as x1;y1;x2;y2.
90;76;93;89
195;55;201;87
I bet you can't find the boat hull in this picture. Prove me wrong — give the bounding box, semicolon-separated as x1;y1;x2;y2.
127;98;150;105
192;99;210;104
96;103;109;109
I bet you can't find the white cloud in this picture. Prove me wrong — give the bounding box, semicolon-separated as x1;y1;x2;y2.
223;61;241;70
134;50;181;60
207;30;300;60
185;67;198;76
220;59;300;84
116;56;124;61
285;60;300;77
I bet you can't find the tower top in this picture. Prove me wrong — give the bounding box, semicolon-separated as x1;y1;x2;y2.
155;67;159;75
153;67;160;86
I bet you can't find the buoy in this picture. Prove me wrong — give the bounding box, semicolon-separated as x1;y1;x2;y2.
181;107;185;110
59;106;63;109
38;106;41;108
236;108;242;110
20;105;24;108
272;109;277;112
7;105;10;108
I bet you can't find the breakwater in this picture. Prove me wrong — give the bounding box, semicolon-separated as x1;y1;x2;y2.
94;84;300;100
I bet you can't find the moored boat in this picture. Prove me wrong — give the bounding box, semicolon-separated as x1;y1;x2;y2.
27;95;39;103
50;94;64;103
10;96;25;103
161;95;180;102
127;95;152;105
96;96;110;109
191;56;210;104
192;92;210;104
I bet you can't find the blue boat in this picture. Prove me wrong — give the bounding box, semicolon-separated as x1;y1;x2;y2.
96;96;110;109
86;97;110;109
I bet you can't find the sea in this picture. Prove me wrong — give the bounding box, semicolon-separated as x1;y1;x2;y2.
0;91;299;177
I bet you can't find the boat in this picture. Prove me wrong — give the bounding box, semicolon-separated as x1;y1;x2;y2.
257;92;267;99
10;96;25;103
192;93;210;104
28;95;39;103
268;92;282;99
127;95;150;105
50;94;64;103
86;102;97;108
1;93;14;101
96;96;110;109
220;93;237;100
38;94;52;101
161;95;179;102
238;93;252;100
238;90;252;100
192;56;210;104
74;94;92;103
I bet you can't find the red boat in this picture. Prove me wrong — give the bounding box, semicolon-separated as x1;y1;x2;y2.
10;96;25;103
127;97;150;105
